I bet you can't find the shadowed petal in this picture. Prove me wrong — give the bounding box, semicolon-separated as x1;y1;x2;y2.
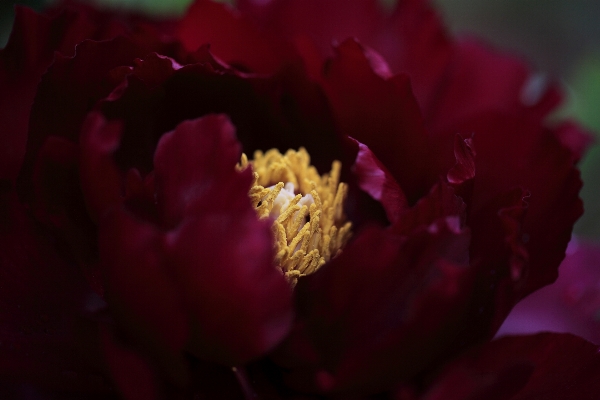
421;333;600;400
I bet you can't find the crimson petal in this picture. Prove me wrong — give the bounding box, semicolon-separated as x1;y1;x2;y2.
421;333;600;400
154;115;293;364
0;6;96;182
498;239;600;345
177;0;291;73
350;137;408;224
277;219;473;393
0;189;112;396
426;40;562;135
321;39;435;203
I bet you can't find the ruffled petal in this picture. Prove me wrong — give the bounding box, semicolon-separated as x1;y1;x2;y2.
236;0;453;108
498;239;600;345
421;333;600;400
177;0;292;73
0;6;92;182
98;206;190;383
349;137;408;224
466;116;584;299
276;219;472;393
87;113;293;367
0;189;111;395
321;39;436;203
426;40;562;135
155;115;293;364
19;36;148;193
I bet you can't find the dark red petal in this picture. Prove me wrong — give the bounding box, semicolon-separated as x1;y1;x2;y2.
154;115;293;364
392;181;466;236
177;0;290;73
498;239;600;345
79;113;124;221
447;134;476;186
19;36;148;194
381;0;453;108
153;115;243;227
421;333;600;400
0;189;112;395
278;219;473;393
3;2;166;184
98;207;191;361
99;51;341;175
27;134;100;269
350;137;408;224
426;40;563;135
236;0;453;108
468;117;584;299
237;0;383;58
322;39;433;203
0;6;94;182
456;188;530;344
101;327;160;400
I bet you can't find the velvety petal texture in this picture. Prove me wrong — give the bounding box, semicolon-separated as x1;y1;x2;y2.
0;189;112;397
0;0;592;398
421;333;600;400
498;239;600;344
85;113;293;367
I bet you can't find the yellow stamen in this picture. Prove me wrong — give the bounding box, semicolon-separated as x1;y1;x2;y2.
239;148;352;285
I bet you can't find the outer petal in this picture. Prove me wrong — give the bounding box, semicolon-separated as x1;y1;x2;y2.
236;0;383;58
0;6;94;182
426;40;562;134
98;206;191;373
0;188;112;396
177;0;292;73
236;0;453;107
98;50;341;174
1;3;172;184
498;239;600;344
19;36;148;194
467;116;584;300
276;219;473;393
101;327;161;400
420;333;600;400
321;39;437;203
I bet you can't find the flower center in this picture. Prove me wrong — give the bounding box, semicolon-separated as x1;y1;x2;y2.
239;148;352;285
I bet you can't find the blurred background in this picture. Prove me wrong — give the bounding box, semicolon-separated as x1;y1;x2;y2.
2;0;599;237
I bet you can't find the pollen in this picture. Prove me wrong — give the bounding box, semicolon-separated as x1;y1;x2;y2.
239;148;352;285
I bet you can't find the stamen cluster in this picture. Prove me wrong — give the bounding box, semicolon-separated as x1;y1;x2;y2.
239;148;351;284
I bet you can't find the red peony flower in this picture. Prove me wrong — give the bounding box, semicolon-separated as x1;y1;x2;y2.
1;0;598;399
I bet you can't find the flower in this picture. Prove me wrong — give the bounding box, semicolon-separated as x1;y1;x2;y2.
498;238;600;344
0;0;598;399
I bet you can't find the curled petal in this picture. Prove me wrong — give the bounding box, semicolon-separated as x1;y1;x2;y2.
0;189;111;395
421;333;600;400
177;0;290;73
153;115;243;227
350;137;408;224
277;219;473;393
21;36;147;179
98;207;191;365
498;239;600;345
322;39;434;203
154;115;293;364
